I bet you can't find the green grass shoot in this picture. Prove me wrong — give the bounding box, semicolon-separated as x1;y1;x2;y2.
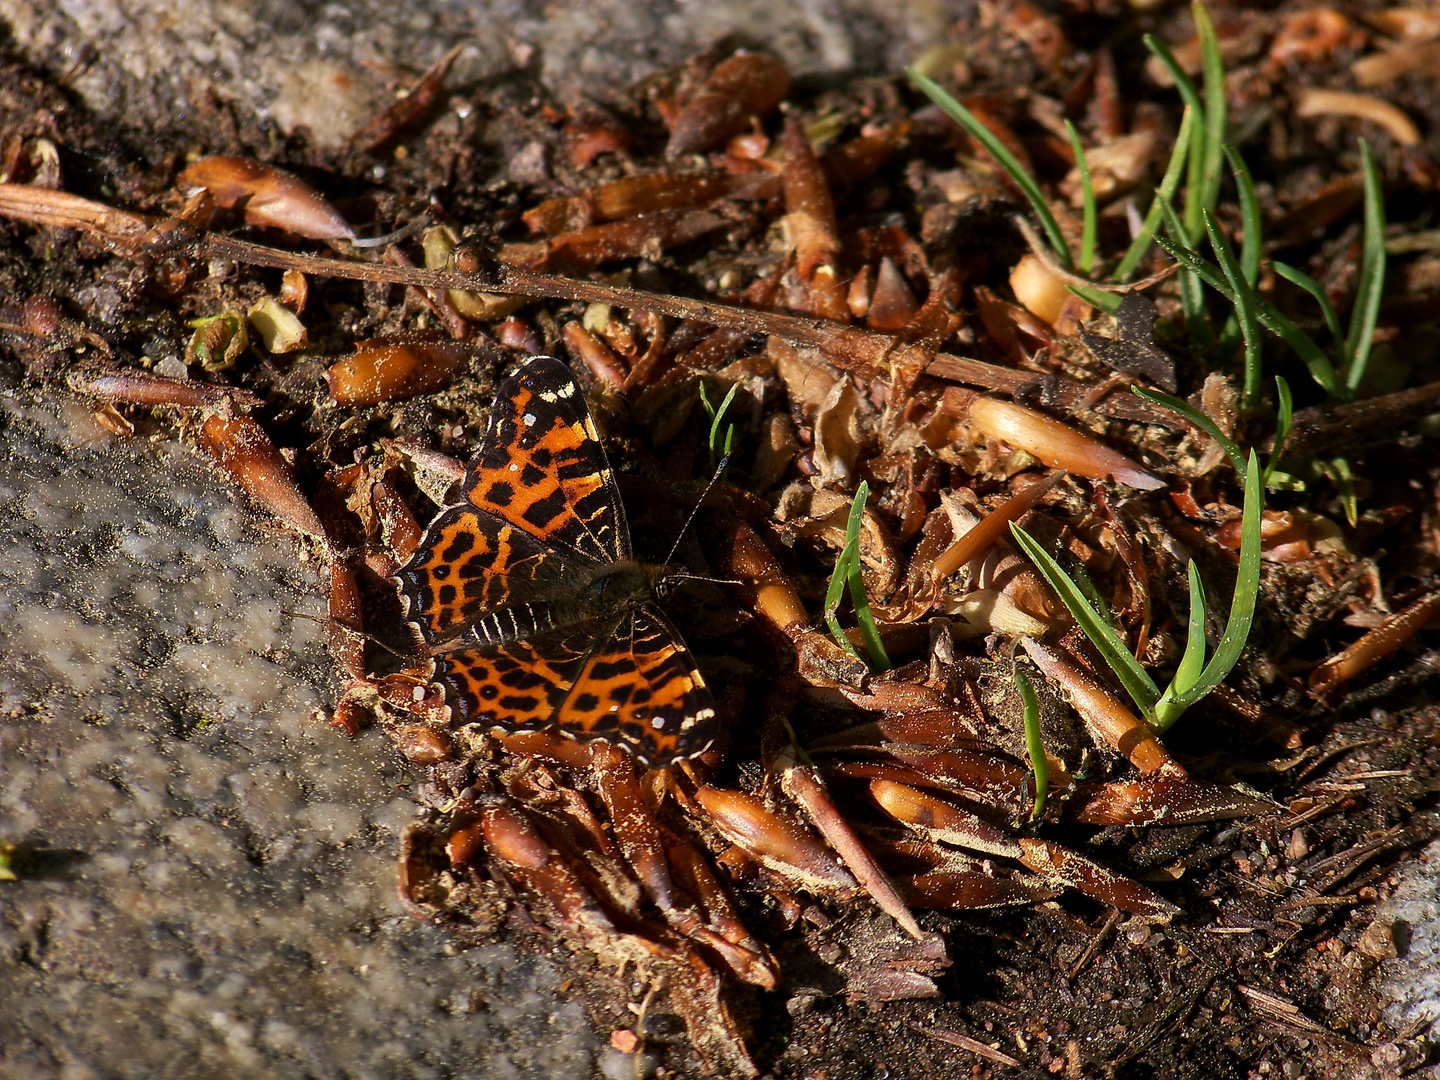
1065;120;1097;275
699;379;739;473
907;67;1072;268
1320;457;1359;527
824;481;891;671
1346;140;1386;393
1267;376;1293;487
1203;208;1264;407
1014;666;1048;820
1150;206;1344;397
1133;375;1291;490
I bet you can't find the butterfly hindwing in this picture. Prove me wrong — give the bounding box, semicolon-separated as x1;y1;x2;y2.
556;604;716;768
463;357;630;564
436;623;599;731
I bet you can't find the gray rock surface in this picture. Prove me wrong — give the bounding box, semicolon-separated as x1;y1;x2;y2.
0;394;597;1079
1378;829;1440;1031
6;0;961;151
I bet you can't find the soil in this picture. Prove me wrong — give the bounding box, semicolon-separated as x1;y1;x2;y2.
2;2;1439;1078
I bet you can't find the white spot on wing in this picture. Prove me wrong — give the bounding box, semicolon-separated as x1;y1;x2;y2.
523;413;537;426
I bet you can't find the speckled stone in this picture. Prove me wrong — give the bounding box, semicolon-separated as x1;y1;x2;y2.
0;394;596;1078
1377;826;1440;1030
5;0;964;150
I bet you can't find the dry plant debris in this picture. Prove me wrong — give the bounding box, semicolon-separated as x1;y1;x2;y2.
3;6;1440;1077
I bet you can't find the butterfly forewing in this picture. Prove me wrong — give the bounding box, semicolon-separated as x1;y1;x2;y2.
463;357;631;564
395;505;572;647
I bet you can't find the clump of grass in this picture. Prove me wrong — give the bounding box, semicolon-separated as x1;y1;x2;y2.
1010;450;1263;733
911;0;1388;411
824;481;891;671
1151;139;1386;403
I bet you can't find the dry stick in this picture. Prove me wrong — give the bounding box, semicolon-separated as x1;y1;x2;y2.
1068;907;1122;980
0;185;1180;425
911;1023;1023;1068
137;221;1180;427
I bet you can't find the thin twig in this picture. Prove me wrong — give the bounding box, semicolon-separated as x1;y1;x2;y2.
1068;908;1122;979
912;1023;1022;1067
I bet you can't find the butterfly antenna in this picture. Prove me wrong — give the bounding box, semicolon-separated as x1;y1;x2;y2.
663;453;730;567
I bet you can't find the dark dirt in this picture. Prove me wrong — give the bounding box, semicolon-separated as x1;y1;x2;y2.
3;2;1440;1078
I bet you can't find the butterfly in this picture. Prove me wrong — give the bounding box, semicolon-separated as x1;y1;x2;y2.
392;356;717;768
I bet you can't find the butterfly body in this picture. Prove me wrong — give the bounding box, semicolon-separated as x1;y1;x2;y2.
393;357;716;768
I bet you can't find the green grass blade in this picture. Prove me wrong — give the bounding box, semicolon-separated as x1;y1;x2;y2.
825;482;888;668
1114;105;1195;282
1160;450;1263;723
1203;208;1264;407
824;610;865;663
1170;559;1209;699
1321;456;1359;526
1010;523;1161;718
1224;145;1262;287
1065;120;1097;275
1272;261;1346;353
1217;144;1262;359
1265;375;1293;487
841;481;890;670
848;561;891;671
1132;386;1245;475
1194;1;1228;231
824;495;862;661
1143;35;1208;244
705;380;741;471
1158;196;1214;352
908;68;1073;267
1153;232;1343;396
1014;666;1048;821
1345;139;1386;392
1069;284;1123;314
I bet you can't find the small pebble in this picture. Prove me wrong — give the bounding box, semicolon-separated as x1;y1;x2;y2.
1124;920;1151;947
1356;918;1398;961
1284;829;1310;861
610;1028;640;1053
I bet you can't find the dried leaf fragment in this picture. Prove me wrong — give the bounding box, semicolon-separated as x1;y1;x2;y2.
186;312;249;371
1293;88;1421;146
199;413;327;542
325;336;477;406
968;397;1164;490
666;53;791;158
246;296;309;354
1310;591;1440;696
177;155;355;241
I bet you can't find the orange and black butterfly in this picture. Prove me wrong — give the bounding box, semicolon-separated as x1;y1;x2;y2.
393;357;717;768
